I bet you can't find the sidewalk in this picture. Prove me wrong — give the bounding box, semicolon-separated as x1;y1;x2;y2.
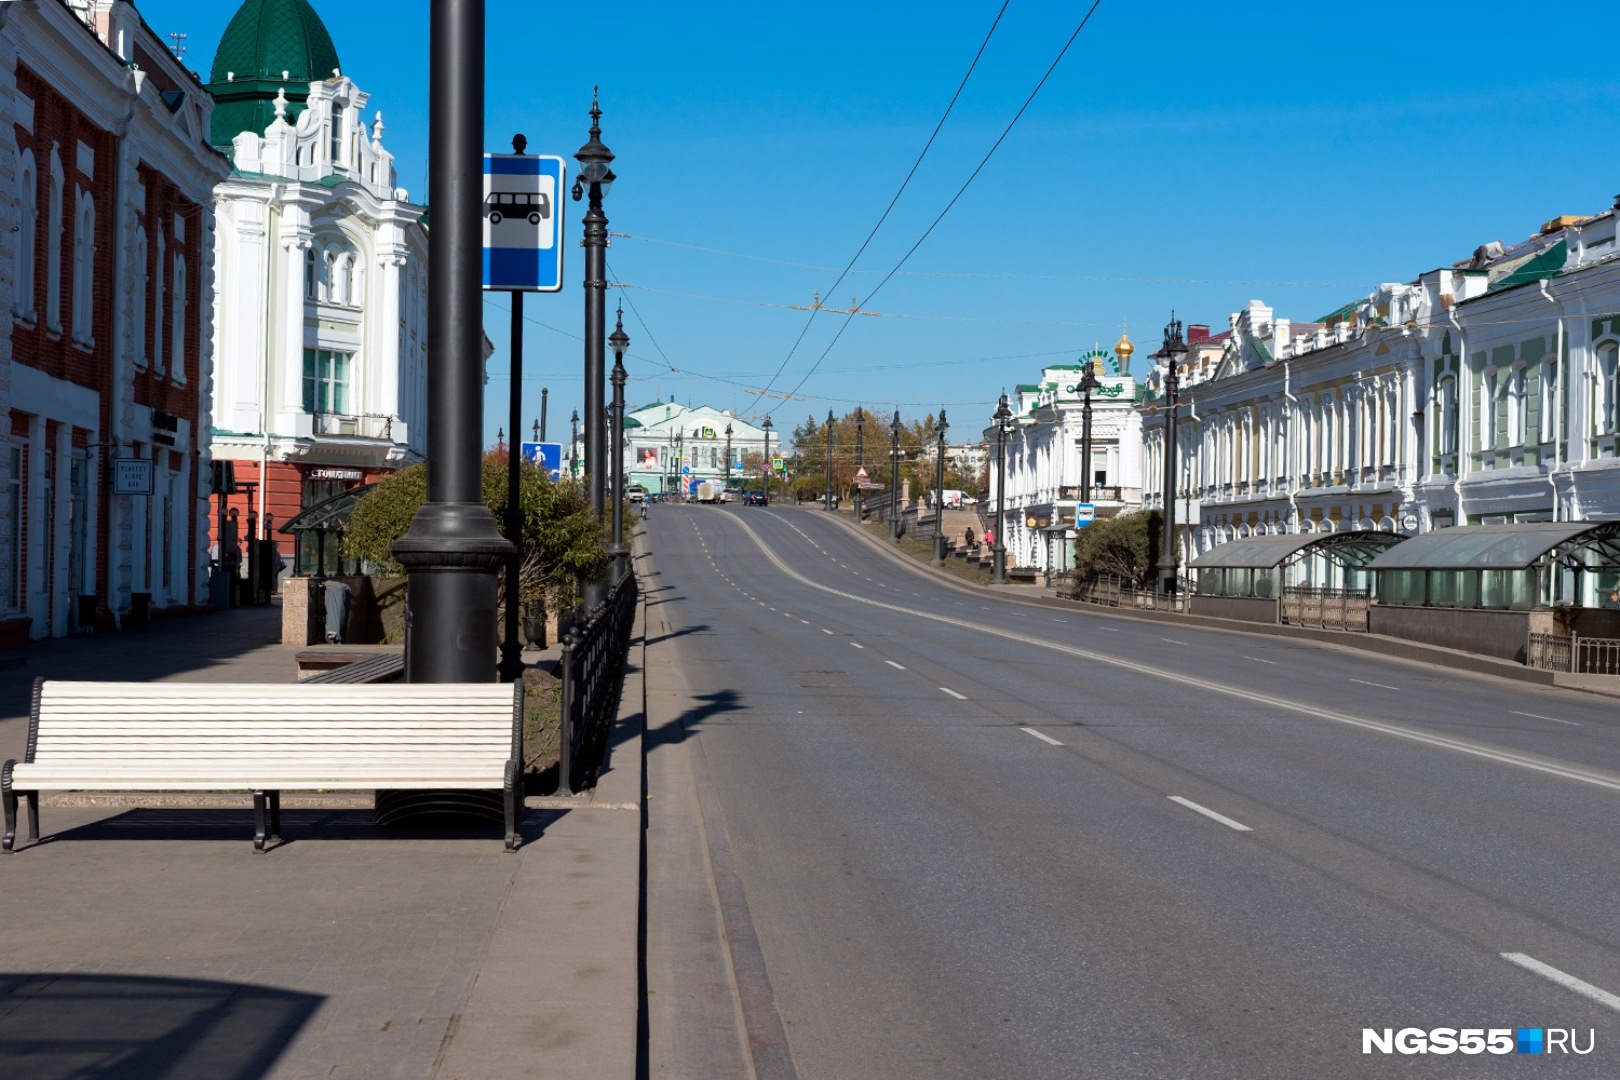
0;592;646;1079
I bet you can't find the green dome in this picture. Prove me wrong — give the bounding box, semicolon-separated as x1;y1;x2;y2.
207;0;342;150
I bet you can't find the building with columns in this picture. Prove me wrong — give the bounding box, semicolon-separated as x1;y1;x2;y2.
619;400;771;497
1;0;231;638
204;0;427;554
1142;195;1620;571
985;335;1147;574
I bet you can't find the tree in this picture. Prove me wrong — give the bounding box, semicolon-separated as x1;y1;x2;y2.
342;453;611;610
1072;510;1165;586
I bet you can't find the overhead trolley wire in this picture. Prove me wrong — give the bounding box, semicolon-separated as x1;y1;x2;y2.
776;0;1107;407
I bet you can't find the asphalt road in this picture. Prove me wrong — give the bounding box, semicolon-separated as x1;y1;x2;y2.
642;502;1620;1079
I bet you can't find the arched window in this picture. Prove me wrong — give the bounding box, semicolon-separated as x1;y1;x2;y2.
45;149;64;331
329;105;344;164
132;227;147;367
323;251;336;302
170;254;186;382
304;246;317;300
14;149;36;319
333;252;352;305
71;191;95;344
346;254;362;305
1438;375;1458;456
1596;344;1619;437
152;231;166;373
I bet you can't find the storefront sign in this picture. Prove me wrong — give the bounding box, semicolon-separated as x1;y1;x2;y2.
310;467;363;481
113;459;153;495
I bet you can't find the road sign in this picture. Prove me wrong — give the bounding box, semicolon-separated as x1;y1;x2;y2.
1075;502;1095;527
854;466;870;483
520;441;563;481
482;153;566;292
772;457;784;472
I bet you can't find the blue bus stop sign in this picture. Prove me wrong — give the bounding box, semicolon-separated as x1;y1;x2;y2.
482;154;566;292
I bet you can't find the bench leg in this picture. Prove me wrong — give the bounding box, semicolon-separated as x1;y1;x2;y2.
252;791;269;852
503;762;521;853
1;777;14;853
268;791;282;847
25;792;37;845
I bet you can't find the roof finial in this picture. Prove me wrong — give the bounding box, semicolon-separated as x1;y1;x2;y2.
273;87;288;122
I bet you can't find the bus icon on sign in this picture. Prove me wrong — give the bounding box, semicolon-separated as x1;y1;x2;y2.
486;191;550;226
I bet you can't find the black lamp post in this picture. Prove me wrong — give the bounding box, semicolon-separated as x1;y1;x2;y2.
889;410;902;542
762;417;773;503
991;393;1012;585
1157;313;1188;595
569;409;579;479
724;422;733;487
608;305;630;580
390;0;512;684
674;430;684;499
854;407;865;522
531;416;540;444
825;409;835;511
572;89;614;521
1078;361;1100;504
538;387;547;442
932;408;949;565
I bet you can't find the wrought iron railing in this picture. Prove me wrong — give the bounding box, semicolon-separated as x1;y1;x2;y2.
1527;632;1620;674
313;412;395;439
556;569;639;793
1058;572;1189;613
1281;586;1370;632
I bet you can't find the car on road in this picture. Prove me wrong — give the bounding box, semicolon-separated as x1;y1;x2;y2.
744;492;768;506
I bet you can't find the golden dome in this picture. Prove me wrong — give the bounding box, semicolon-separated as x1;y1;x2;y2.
1114;331;1135;359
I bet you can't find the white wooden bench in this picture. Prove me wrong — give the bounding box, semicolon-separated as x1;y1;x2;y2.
2;679;525;853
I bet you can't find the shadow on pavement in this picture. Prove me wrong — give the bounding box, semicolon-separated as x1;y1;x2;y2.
24;806;551;850
646;689;743;750
0;971;323;1080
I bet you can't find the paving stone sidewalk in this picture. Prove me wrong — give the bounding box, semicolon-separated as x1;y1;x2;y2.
0;599;643;1079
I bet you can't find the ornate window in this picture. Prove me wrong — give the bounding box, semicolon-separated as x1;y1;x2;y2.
170;254;186;382
153;231;166;373
15;149;36;319
304;247;317;300
71;191;95;344
1596;343;1619;436
303;348;351;414
132;227;147;367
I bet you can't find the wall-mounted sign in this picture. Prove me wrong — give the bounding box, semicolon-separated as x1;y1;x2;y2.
113;459;153;495
309;467;364;481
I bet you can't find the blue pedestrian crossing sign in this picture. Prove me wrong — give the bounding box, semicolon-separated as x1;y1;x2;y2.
483;154;566;292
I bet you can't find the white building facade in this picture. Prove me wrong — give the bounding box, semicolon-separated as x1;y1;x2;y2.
986;338;1147;573
204;0;427;546
1142;196;1620;570
620;400;771;496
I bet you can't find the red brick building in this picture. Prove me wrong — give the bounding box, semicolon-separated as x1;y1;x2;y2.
1;1;230;638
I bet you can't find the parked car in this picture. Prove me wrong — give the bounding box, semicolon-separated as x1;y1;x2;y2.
745;492;768;506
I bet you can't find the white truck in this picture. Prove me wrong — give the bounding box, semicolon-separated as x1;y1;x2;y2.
696;481;721;503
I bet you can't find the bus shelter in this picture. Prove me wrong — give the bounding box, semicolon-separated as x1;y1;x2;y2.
1363;521;1620;663
1187;530;1405;626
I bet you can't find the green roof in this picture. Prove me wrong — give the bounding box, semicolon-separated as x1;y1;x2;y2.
206;0;342;149
1015;384;1040;393
1489;240;1568;294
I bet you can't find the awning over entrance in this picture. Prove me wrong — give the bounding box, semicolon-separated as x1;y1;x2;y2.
1364;521;1620;571
1189;530;1403;570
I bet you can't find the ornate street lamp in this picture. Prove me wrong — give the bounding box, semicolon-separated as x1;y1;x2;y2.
569;409;579;478
608;305;630;580
889;410;903;542
991;393;1012;584
825;409;835;511
761;416;773;503
1078;360;1100;504
854;407;865;522
932;408;949;565
724;422;733;487
572;89;615;521
1157;313;1188;595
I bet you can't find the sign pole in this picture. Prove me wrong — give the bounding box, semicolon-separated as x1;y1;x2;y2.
499;282;525;681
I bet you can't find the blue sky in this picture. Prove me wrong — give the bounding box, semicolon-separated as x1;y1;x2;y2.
139;0;1620;446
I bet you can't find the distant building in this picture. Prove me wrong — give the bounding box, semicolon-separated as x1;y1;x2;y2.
986;335;1146;574
0;0;231;637
204;0;427;564
619;401;771;496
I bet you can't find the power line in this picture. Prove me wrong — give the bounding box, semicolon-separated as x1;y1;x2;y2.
749;2;1010;413
777;0;1107;406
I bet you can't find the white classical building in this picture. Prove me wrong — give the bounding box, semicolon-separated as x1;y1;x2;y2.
1;0;231;638
205;0;427;549
985;336;1147;573
616;401;772;497
1142;194;1620;570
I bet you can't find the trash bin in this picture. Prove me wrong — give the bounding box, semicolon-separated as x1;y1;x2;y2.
322;580;351;644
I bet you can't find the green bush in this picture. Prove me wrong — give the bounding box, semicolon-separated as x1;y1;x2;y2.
1073;510;1168;587
342;453;611;610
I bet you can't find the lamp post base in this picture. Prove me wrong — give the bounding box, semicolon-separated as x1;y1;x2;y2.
992;548;1006;585
392;502;513;684
932;535;946;566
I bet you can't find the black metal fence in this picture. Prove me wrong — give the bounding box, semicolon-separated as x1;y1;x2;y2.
1058;572;1190;613
556;570;639;793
